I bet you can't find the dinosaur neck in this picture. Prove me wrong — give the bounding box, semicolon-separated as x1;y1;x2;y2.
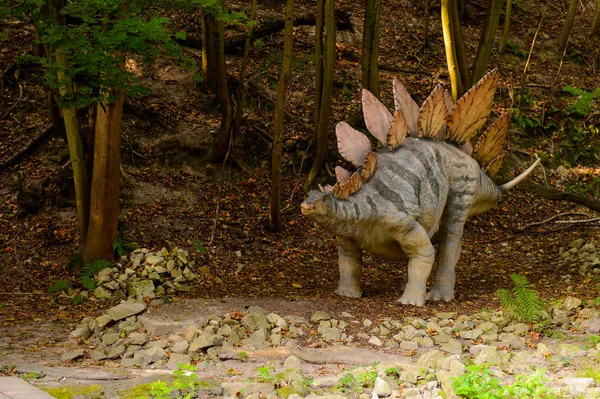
318;197;364;238
469;170;502;217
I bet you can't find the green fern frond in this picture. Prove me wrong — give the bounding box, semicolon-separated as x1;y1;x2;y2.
81;276;97;291
496;274;546;324
81;259;111;278
48;279;72;293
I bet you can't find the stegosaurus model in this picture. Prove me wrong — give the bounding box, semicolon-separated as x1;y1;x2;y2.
301;70;540;306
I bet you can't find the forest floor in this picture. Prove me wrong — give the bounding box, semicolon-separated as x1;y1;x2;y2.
1;0;600;394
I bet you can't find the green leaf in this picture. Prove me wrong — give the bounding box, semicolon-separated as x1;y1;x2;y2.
48;279;72;293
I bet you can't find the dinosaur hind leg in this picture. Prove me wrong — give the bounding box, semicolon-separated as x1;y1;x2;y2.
396;221;435;306
335;236;363;298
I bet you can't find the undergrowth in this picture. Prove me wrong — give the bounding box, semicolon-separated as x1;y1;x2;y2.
495;274;546;324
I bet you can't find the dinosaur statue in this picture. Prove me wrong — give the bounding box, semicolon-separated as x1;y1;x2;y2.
301;70;540;306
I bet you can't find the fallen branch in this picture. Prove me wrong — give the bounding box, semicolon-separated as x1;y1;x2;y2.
521;182;600;213
0;124;54;170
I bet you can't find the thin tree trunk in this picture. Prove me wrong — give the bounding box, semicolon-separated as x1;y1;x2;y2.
498;0;512;54
232;0;258;137
362;0;381;96
305;0;335;189
206;6;234;162
201;10;218;93
450;0;470;90
441;0;465;101
314;0;324;129
591;0;600;35
269;0;295;232
84;80;124;263
471;0;504;83
559;0;579;51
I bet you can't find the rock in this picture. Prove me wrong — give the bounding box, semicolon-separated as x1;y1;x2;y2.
441;339;463;354
449;359;466;376
221;382;275;396
146;339;169;349
558;343;586;358
126;332;149;346
284;355;302;370
437;312;457;320
145;255;164;265
563;296;582;311
399;341;419;351
106;344;126;359
373;377;392;397
166;353;191;370
571;238;586;249
459;329;482;340
69;324;91;340
503;323;530;335
134;346;167;365
363;319;373;327
128;280;155;299
474;346;502;366
61;349;85;362
564;377;595;394
106;301;146;321
102;332;120;346
93;286;113;300
241;313;270;332
319;326;342;342
402;325;420;340
266;313;288;328
582;318;600;333
477;322;499;334
436;370;458;399
189;333;224;352
368;336;383;346
310;311;331;323
171;340;189;353
247;306;267;315
418;350;444;369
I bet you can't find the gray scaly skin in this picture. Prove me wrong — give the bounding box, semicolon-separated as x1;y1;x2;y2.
301;71;539;306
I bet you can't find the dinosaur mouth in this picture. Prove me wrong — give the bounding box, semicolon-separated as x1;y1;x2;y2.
300;202;312;215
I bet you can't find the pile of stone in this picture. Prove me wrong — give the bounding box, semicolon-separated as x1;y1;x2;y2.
93;247;205;301
558;238;600;281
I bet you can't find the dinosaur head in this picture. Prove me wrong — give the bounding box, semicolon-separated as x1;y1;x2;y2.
301;190;332;219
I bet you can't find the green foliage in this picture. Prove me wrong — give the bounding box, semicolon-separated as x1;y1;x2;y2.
256;365;276;383
48;279;72;293
335;370;377;393
81;259;111;279
113;231;138;258
560;122;600;166
506;42;529;58
452;365;556;399
589;335;600;346
496;274;546;324
564;86;600;117
140;364;199;399
566;176;600;198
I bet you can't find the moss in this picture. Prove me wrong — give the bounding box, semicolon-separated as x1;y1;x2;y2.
117;382;157;399
40;384;103;399
276;385;300;398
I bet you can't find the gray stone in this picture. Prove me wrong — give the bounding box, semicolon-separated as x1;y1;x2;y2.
241;313;270;332
373;377;392;397
571;238;586;249
102;332;121;346
582;318;600;333
61;349;85;362
189;333;224;352
93;286;113;300
399;341;419;351
171;340;189;353
128;279;155;299
558;343;586;357
106;344;126;359
247;305;267;315
369;336;383;346
134;346;167;365
459;329;482;340
126;332;149;346
503;323;530;335
437;312;457;320
166;353;192;370
474;346;502;366
221;382;275;396
441;339;463;354
319;326;342;342
145;255;164;265
310;311;331;323
90;349;107;361
432;333;451;344
96;314;114;329
69;324;91;340
477;322;499;334
284;355;302;370
402;325;420;340
106;301;146;321
564;377;595;394
418;350;444;369
146;339;169;349
449;359;466;376
363;318;373;327
563;296;582;311
121;357;143;368
266;312;288;328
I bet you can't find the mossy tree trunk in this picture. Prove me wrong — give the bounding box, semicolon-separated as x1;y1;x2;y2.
361;0;381;96
305;0;336;189
441;0;465;101
471;0;504;83
498;0;513;54
559;0;579;51
269;0;295;232
591;0;600;35
201;9;218;93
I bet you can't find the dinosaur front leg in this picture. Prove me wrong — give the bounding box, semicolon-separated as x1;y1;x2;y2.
335;236;363;298
396;221;435;306
426;223;464;302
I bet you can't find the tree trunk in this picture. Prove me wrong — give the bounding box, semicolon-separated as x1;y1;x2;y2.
498;0;513;54
559;0;579;51
441;0;465;101
206;5;234;162
201;10;218;93
450;0;470;90
84;85;124;263
269;0;295;232
232;0;258;137
471;0;504;83
424;0;430;47
361;0;381;96
591;0;600;35
313;0;324;129
305;0;336;189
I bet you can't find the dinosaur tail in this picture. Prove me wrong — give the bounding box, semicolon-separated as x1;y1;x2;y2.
498;158;541;193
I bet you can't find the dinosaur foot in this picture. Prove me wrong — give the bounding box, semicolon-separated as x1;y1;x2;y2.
425;288;455;302
397;293;425;306
335;286;362;298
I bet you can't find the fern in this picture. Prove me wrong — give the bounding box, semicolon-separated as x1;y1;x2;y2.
48;279;72;293
496;274;546;324
80;259;111;278
81;276;97;291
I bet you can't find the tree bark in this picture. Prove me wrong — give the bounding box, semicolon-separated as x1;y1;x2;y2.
424;0;430;47
206;3;234;162
305;0;336;189
441;0;465;101
559;0;579;51
498;0;512;54
201;10;218;93
591;0;600;35
269;0;295;232
450;0;470;91
471;0;504;83
84;85;124;263
314;0;324;129
361;0;381;96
